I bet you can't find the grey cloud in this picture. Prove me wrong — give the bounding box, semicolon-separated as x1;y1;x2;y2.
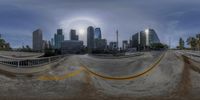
0;0;200;48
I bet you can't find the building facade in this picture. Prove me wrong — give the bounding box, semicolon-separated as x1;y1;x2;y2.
54;29;64;49
87;26;95;53
148;29;160;45
131;29;160;50
94;28;101;39
94;38;107;51
32;29;43;51
61;40;84;54
42;40;49;49
70;29;79;40
122;40;128;50
51;38;54;47
109;42;117;50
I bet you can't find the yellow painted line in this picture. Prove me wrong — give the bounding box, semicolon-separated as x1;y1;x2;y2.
38;67;84;81
81;52;166;80
37;52;166;81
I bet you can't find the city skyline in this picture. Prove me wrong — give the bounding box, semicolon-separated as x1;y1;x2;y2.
0;0;200;48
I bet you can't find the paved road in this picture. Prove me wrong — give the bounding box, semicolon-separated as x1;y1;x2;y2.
79;51;162;77
0;50;199;100
37;51;164;81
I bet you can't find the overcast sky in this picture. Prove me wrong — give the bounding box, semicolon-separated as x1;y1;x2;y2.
0;0;200;48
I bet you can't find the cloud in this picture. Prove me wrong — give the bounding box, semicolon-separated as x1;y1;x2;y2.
0;0;200;48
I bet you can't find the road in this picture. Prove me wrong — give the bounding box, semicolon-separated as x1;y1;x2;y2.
0;50;199;100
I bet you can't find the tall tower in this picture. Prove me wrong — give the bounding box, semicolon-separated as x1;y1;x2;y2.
54;29;64;49
87;26;95;53
94;28;101;39
116;30;119;50
32;29;43;51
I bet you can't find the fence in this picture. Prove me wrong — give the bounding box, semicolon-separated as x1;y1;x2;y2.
0;55;65;68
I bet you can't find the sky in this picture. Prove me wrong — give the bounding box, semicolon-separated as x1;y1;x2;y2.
0;0;200;48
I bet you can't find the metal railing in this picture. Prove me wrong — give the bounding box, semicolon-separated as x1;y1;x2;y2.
0;55;66;68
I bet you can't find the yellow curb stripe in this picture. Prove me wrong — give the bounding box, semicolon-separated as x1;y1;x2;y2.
81;52;166;80
38;68;83;81
38;52;166;81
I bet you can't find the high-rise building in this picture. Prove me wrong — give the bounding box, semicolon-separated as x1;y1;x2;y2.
54;29;64;49
116;30;119;50
146;29;160;45
57;29;63;34
94;28;101;39
94;28;107;51
42;40;48;49
140;31;147;47
130;31;145;50
70;29;79;40
87;26;95;53
131;28;160;50
122;40;128;50
32;29;43;51
131;33;139;48
129;39;132;48
51;38;54;47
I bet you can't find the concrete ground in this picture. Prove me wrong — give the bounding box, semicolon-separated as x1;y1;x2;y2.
0;51;44;58
0;50;199;100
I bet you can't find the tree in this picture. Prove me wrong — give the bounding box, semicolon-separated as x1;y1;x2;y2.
187;37;197;50
150;43;167;50
179;37;185;49
196;34;200;51
0;38;11;50
26;45;31;52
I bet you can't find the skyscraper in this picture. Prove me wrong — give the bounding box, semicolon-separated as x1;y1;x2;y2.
146;29;160;45
57;29;63;34
94;28;101;39
131;31;145;50
51;38;54;47
32;29;43;51
131;28;160;50
54;29;64;49
70;29;79;40
87;26;95;53
116;30;119;50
